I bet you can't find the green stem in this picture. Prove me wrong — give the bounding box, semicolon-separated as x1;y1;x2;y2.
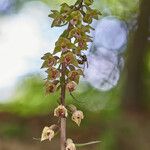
75;141;101;147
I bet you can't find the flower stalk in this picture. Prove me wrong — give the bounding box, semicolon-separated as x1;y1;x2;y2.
75;140;101;147
60;62;67;150
40;0;102;149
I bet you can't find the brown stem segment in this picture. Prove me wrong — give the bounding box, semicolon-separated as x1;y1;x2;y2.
60;62;66;150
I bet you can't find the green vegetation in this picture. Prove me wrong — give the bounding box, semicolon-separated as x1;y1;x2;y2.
0;75;122;117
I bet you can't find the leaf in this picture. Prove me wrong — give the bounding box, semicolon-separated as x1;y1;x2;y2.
53;46;61;54
51;18;62;27
41;61;47;69
60;30;68;37
41;53;52;60
48;10;60;19
56;84;61;91
72;57;79;67
75;0;83;5
84;0;94;6
60;3;71;13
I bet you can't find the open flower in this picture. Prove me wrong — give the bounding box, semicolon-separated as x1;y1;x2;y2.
45;82;57;94
54;37;76;53
70;11;82;26
41;53;57;68
66;139;76;150
69;28;83;39
66;81;77;92
68;69;83;83
68;71;79;81
54;105;68;118
72;110;84;126
64;53;73;65
46;67;60;80
41;126;55;141
60;52;78;67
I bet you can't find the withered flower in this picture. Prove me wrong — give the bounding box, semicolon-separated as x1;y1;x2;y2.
66;139;76;150
41;126;55;141
54;105;68;118
72;110;84;126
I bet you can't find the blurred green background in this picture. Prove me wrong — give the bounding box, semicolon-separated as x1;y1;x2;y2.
0;0;150;150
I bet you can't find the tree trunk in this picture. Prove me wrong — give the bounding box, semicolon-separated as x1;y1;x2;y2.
122;0;150;111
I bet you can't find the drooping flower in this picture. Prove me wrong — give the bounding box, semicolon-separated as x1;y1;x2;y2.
83;7;101;24
54;105;68;118
46;67;60;80
68;71;79;82
41;53;57;68
45;82;57;94
66;139;76;150
72;110;84;126
66;81;77;92
61;52;78;67
70;11;82;26
41;126;55;141
68;69;83;83
54;37;76;53
69;28;83;39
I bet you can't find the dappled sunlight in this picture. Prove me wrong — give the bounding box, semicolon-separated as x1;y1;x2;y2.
94;16;128;52
85;17;127;91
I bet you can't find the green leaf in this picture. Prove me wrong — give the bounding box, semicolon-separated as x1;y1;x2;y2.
53;46;61;54
41;53;52;60
51;17;62;27
83;14;92;23
60;3;71;13
72;57;79;67
84;0;94;6
75;0;83;5
48;10;60;19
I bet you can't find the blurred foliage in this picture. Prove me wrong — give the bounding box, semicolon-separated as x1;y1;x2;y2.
41;0;139;20
0;75;122;117
0;123;25;138
94;0;139;19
